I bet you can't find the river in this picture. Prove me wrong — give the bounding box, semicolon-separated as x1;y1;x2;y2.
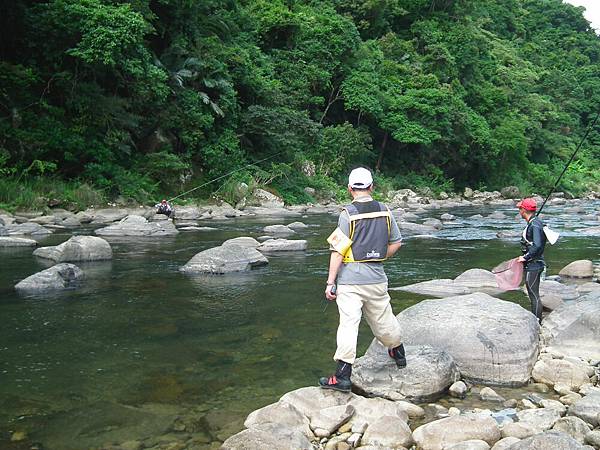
1;202;599;449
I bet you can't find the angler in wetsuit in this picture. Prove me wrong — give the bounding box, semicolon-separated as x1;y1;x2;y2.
516;198;547;323
156;199;174;218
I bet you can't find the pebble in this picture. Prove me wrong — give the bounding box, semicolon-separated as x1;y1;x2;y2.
559;392;582;405
449;407;461;416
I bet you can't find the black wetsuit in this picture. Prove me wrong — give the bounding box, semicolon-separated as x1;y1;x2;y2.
521;216;547;322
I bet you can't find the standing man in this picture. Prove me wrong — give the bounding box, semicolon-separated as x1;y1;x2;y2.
320;167;406;392
517;198;547;323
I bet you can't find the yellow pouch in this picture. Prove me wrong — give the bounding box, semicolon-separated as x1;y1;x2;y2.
327;227;353;255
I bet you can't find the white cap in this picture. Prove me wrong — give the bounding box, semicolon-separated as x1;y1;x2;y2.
348;167;373;189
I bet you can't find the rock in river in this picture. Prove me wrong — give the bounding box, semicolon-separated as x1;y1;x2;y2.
15;263;84;292
541;291;600;360
95;215;178;237
33;236;112;262
352;344;459;402
395;293;539;385
0;237;37;247
559;260;594;278
179;244;268;274
257;239;308;253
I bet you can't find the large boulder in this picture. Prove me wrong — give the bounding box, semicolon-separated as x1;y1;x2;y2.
352;344;459;402
5;222;52;235
531;359;590;390
454;269;498;290
395;293;539;385
250;189;285;208
0;237;37;247
33;236;112;262
361;415;413;448
179;244;268;274
390;279;471;297
257;239;308;253
541;292;600;359
15;263;84;292
507;430;591;449
569;393;600;427
559;260;594;278
244;401;312;439
412;414;501;450
221;423;313;450
95;215;178;237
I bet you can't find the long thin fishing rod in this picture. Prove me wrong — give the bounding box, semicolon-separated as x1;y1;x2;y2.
165;150;287;203
537;110;600;216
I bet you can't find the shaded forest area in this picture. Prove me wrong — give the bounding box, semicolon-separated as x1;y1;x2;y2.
1;0;600;209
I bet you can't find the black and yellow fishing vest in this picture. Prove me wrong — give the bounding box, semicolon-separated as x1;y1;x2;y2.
339;200;391;263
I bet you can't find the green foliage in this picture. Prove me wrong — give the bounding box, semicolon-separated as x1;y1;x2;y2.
1;0;600;209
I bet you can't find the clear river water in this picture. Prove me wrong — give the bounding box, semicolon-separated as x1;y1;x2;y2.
1;201;599;449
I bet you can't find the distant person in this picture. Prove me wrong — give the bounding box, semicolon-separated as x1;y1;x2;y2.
320;167;406;392
156;199;174;218
517;198;547;323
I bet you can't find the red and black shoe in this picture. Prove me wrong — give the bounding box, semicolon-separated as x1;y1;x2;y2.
318;361;352;392
388;344;407;368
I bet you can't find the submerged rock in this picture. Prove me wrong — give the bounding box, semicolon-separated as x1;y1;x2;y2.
95;215;178;237
395;293;539;385
180;244;268;274
0;237;37;247
541;292;600;359
15;263;83;292
33;236;112;262
352;344;459;402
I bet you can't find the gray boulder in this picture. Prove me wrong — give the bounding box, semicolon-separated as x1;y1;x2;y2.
552;416;592;443
390;279;471;297
222;237;261;249
221;423;313;450
88;208;130;224
95;215;178;237
412;414;501;450
516;408;562;432
257;239;307;253
538;280;579;301
15;263;84;292
287;221;308;230
250;189;284;208
394;293;539;385
309;404;354;436
361;415;413;448
507;430;591;449
569;393;600;427
348;396;411;424
5;222;52;235
172;206;206;220
180;244;268;274
33;236;112;262
398;221;437;235
352;344;459;402
0;237;37;247
559;260;594;278
262;224;295;235
446;440;491;450
532;359;590;390
244;401;312;439
423;218;443;230
541;292;600;359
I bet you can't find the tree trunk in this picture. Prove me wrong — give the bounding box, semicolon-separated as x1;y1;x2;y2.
376;132;388;172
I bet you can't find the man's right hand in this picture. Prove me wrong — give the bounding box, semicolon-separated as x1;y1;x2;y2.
325;284;337;301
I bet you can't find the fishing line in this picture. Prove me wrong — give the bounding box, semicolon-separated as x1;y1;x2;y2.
163;149;288;203
536;110;600;216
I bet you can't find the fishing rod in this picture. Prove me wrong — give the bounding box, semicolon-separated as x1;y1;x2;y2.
536;110;600;216
163;149;288;203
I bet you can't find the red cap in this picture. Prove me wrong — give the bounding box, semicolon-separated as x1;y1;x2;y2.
517;198;537;211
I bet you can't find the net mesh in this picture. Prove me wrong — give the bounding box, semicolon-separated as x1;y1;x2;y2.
493;258;523;291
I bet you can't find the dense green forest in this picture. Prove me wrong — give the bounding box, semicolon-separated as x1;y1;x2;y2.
1;0;600;209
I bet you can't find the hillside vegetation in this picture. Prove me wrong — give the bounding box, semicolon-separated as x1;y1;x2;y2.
1;0;600;209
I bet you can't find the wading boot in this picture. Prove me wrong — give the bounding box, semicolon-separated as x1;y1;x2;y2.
319;361;352;392
388;343;407;368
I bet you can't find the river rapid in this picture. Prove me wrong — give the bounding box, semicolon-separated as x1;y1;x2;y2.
1;201;599;449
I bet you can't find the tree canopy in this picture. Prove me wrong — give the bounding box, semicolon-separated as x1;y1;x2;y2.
1;0;599;206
